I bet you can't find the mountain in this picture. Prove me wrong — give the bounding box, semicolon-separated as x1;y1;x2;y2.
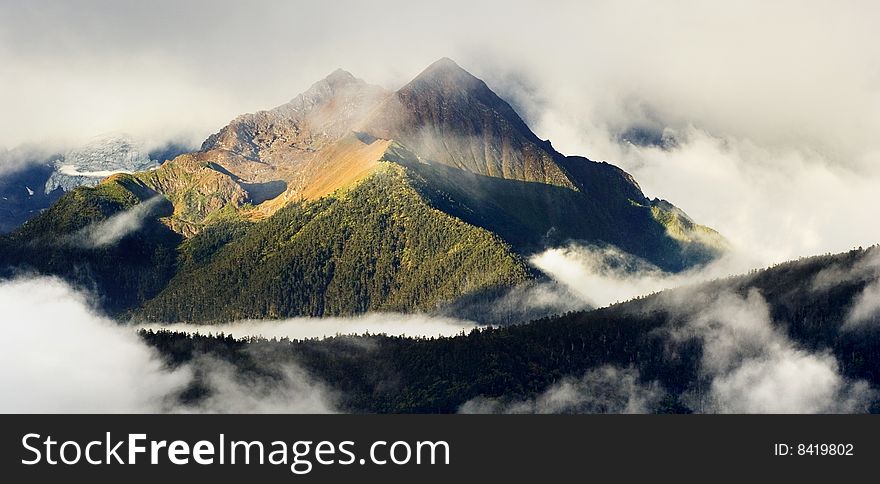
0;134;189;233
0;159;62;233
0;58;725;322
365;57;573;187
137;163;529;321
143;245;880;413
44;134;166;193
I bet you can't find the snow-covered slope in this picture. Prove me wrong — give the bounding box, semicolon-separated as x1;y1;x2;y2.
44;134;161;193
0;134;188;233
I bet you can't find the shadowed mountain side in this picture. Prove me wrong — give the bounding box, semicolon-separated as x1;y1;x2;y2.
239;180;287;205
403;158;721;272
0;182;181;313
0;162;64;233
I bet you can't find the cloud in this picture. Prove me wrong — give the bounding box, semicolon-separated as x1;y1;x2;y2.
591;128;880;266
459;366;664;414
177;357;336;414
475;281;591;323
807;247;880;329
662;289;875;413
3;0;880;415
140;313;478;340
531;245;666;307
0;145;56;177
0;276;190;412
810;252;880;292
3;1;878;166
846;280;880;329
0;276;336;413
530;243;754;309
72;196;163;248
461;287;877;414
709;348;874;414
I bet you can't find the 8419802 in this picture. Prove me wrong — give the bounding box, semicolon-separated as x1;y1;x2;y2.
774;443;854;456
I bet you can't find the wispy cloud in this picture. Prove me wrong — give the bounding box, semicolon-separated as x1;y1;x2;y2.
847;281;880;329
72;196;163;248
140;313;478;340
661;289;875;413
459;366;664;414
0;276;336;413
530;243;753;309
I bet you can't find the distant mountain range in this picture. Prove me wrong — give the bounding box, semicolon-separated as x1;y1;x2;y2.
0;134;189;233
0;58;726;322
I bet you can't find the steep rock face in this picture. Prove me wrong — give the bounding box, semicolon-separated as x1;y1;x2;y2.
202;69;389;161
196;69;390;190
139;70;393;229
363;58;574;188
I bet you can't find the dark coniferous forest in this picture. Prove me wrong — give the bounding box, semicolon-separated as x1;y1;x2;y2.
141;247;880;413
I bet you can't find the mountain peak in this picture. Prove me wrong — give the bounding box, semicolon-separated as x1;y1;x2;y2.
424;57;464;72
358;57;575;187
407;57;482;90
323;68;357;85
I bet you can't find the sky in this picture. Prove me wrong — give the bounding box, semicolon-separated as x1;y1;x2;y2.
1;0;879;264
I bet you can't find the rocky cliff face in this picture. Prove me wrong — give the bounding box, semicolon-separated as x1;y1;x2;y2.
364;58;574;188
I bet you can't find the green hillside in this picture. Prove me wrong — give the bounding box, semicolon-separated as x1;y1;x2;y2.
137;163;530;322
0;179;181;313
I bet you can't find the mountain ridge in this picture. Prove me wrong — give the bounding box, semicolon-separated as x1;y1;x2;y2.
0;57;727;321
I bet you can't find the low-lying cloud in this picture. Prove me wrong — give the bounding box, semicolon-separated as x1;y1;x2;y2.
531;243;754;309
459;366;664;414
807;248;880;330
602;128;880;266
662;289;875;413
847;281;880;329
140;313;478;341
72;196;163;248
0;276;336;413
0;277;189;412
178;357;337;414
